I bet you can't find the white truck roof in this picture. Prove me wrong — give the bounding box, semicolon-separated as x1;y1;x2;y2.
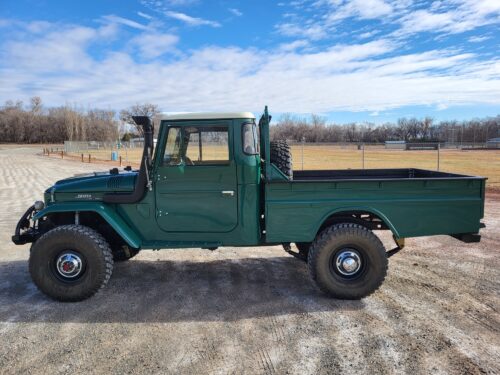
157;112;255;121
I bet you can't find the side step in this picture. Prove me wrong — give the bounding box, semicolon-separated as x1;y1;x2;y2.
283;243;307;261
387;237;405;258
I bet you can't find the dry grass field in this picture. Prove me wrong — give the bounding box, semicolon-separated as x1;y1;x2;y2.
64;145;500;188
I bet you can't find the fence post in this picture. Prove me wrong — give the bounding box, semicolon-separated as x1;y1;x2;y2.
88;154;91;163
61;151;64;159
301;137;305;170
119;156;122;166
362;143;365;169
81;154;84;162
437;143;440;171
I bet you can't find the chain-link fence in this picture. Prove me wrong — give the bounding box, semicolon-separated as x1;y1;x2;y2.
42;140;499;187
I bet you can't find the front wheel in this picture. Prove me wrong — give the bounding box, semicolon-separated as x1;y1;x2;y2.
308;223;387;299
29;225;113;302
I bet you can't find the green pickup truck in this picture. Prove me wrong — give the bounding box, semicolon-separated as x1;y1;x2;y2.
13;107;486;302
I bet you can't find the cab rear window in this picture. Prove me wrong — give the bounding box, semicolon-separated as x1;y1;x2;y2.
242;122;259;155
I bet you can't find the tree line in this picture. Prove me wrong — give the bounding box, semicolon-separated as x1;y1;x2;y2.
0;97;120;143
0;97;498;144
271;114;500;143
0;98;163;143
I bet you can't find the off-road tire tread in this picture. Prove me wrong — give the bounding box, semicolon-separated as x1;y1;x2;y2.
307;223;387;299
29;225;113;302
270;140;293;179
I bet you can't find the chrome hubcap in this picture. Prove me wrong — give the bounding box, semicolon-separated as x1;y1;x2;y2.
335;249;362;276
56;252;83;279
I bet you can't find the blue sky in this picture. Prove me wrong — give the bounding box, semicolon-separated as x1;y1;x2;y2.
0;0;499;123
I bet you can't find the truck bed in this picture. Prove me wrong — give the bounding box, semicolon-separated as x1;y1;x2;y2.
293;168;480;181
265;168;486;243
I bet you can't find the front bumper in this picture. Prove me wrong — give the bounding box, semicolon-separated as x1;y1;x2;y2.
11;205;38;245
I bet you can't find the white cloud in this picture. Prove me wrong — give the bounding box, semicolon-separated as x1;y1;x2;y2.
228;8;243;17
328;0;393;21
276;23;329;40
102;15;149;30
396;0;500;36
25;21;52;33
137;11;154;20
358;30;379;39
164;11;220;27
131;32;178;58
281;0;500;43
279;39;310;51
468;35;491;43
1;18;500;115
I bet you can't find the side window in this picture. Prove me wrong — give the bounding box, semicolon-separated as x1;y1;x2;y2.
185;126;229;165
163;127;182;165
242;122;259;155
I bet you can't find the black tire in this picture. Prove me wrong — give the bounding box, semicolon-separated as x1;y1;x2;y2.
270;140;293;179
112;245;140;262
308;223;387;299
29;225;113;302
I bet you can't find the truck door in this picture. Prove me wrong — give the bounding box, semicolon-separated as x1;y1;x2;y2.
154;122;238;232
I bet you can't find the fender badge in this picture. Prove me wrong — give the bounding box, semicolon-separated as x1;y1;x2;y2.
75;194;92;200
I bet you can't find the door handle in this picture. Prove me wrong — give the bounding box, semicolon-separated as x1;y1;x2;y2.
221;190;235;197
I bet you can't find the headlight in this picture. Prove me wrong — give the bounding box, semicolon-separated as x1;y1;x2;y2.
34;200;45;211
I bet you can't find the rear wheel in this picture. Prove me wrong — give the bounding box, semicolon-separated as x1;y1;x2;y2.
29;225;113;302
308;223;387;299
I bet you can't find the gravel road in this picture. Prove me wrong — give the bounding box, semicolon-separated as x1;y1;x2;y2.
0;146;499;375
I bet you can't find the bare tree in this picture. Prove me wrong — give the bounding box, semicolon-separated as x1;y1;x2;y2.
119;103;160;135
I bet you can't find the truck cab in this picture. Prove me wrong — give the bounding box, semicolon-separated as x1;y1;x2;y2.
13;107;486;302
147;112;262;245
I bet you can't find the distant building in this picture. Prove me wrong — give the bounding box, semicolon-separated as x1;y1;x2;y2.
486;137;500;148
385;140;406;149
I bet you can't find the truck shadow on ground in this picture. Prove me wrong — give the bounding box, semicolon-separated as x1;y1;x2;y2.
0;256;364;323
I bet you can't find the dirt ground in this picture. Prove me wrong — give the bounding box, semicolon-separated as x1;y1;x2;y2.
0;146;499;375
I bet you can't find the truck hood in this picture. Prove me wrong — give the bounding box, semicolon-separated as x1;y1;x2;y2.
45;171;137;202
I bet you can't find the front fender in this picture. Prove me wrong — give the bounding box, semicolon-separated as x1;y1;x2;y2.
33;203;142;248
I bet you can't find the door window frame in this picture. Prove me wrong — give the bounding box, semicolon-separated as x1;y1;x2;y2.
155;120;233;170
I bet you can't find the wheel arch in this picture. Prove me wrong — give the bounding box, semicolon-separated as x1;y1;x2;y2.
33;203;142;248
315;207;400;239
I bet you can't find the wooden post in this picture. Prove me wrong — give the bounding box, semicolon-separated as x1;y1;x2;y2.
88;154;91;163
81;154;84;162
119;156;122;166
61;151;64;159
437;143;440;171
301;137;304;170
362;143;365;169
